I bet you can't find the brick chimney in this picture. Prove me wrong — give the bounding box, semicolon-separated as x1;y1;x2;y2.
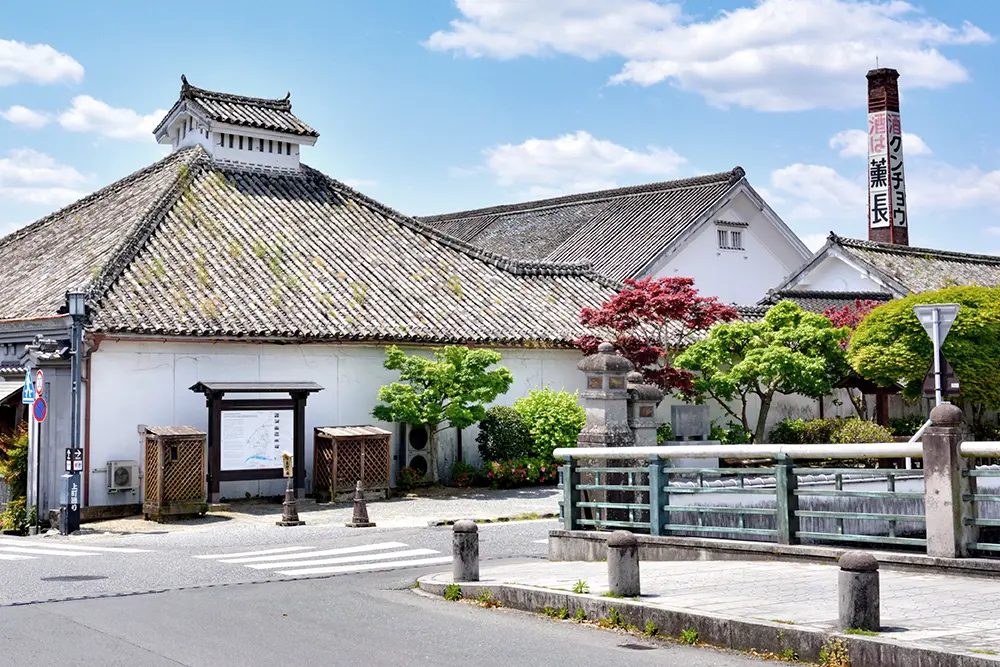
866;68;908;245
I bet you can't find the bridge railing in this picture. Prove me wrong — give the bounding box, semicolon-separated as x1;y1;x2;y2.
555;437;1000;557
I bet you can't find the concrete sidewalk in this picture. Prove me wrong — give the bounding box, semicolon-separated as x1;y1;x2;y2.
420;558;1000;666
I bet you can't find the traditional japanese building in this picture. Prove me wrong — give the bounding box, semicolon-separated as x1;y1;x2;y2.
420;169;811;306
1;76;615;515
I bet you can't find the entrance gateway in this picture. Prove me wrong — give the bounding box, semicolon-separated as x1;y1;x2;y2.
190;382;324;503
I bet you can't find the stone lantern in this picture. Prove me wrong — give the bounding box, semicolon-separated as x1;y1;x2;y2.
577;342;635;449
627;371;664;447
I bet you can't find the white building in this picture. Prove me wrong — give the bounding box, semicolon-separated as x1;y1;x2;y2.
2;76;614;515
420;167;812;306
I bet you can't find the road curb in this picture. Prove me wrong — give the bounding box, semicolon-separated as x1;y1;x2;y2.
426;513;559;527
417;573;1000;667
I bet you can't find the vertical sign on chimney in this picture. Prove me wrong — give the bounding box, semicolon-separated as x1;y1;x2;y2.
866;68;908;246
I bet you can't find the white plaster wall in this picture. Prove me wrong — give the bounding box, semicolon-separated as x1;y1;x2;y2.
86;340;585;506
651;192;806;305
213;134;300;171
794;256;887;293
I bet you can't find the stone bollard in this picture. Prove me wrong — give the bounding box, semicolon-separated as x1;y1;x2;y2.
838;551;880;632
453;520;479;582
607;531;640;597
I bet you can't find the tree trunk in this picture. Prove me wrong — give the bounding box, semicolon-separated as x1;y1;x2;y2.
846;388;869;420
754;393;774;444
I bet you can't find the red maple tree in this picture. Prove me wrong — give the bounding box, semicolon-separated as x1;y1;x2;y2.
822;299;883;349
577;277;739;393
822;298;884;418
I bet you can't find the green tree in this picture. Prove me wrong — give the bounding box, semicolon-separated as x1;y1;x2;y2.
849;286;1000;418
675;301;848;443
372;345;514;460
513;388;586;459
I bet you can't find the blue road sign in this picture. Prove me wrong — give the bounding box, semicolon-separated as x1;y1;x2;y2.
21;371;35;405
32;397;47;423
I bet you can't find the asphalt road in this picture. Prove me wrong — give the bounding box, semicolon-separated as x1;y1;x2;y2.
0;519;782;665
1;564;781;667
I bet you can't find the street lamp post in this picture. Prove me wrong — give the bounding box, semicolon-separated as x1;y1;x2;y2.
59;290;86;535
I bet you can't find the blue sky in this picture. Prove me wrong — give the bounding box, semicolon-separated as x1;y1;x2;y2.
2;0;998;254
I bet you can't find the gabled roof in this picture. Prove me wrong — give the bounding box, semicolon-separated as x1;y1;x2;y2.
153;75;319;138
0;146;615;347
777;233;1000;296
758;289;893;313
418;168;750;282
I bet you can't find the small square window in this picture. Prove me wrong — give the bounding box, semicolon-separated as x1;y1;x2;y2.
718;229;728;249
731;231;744;250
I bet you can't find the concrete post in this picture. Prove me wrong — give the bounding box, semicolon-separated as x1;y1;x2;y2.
607;530;640;597
838;551;880;632
922;403;975;558
453;520;479;582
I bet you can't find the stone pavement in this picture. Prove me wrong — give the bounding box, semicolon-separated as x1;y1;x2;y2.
438;559;1000;658
73;486;561;535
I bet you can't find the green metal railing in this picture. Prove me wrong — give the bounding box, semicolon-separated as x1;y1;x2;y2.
964;466;1000;553
561;454;927;549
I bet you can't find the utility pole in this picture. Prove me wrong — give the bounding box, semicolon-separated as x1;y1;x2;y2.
59;290;86;535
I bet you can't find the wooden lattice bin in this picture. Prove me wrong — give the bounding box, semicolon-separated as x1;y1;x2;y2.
313;426;392;503
142;426;209;522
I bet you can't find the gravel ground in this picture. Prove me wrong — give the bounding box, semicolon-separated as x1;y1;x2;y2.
57;485;562;539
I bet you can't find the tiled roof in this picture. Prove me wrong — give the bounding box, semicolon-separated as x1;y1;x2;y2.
0;150;194;321
418;168;746;282
759;289;892;313
832;234;1000;293
2;146;614;346
153;76;319;138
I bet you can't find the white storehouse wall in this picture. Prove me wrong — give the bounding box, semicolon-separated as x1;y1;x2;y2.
86;340;586;506
651;189;808;305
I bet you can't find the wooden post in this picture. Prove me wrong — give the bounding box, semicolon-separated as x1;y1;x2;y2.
292;392;306;499
156;434;166;512
775;454;800;545
648;455;663;536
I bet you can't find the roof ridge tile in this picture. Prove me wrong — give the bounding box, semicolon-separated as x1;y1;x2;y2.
419;166;744;223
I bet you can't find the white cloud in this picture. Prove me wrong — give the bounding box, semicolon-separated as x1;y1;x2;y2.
770;163;865;221
481;130;687;196
426;0;991;111
769;158;1000;248
1;105;51;129
58;95;167;141
800;233;830;252
0;149;87;207
829;128;932;157
0;39;84;86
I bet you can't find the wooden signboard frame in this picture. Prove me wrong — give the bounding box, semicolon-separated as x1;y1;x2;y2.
190;382;323;503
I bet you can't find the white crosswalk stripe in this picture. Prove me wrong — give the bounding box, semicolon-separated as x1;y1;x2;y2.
0;537;152;562
195;541;451;578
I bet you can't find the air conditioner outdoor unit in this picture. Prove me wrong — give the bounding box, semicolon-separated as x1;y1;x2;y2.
107;460;140;492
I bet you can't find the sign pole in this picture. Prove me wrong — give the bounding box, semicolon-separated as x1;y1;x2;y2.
932;308;942;406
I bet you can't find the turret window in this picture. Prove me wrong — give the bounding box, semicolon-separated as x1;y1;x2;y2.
239;135;244;150
229;134;234;148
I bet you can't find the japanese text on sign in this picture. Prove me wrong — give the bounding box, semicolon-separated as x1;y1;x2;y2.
868;110;906;230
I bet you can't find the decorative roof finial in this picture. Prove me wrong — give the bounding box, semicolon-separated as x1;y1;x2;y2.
180;74;191;97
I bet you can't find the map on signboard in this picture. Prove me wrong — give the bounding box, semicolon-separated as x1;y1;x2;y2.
220;410;293;471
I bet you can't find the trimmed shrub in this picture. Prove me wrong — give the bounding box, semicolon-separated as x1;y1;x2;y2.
888;415;926;437
484;457;561;489
476;406;532;464
657;423;674;444
830;418;894;444
767;418;806;444
449;461;480;488
803;418;839;444
711;420;752;445
513;389;586;459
